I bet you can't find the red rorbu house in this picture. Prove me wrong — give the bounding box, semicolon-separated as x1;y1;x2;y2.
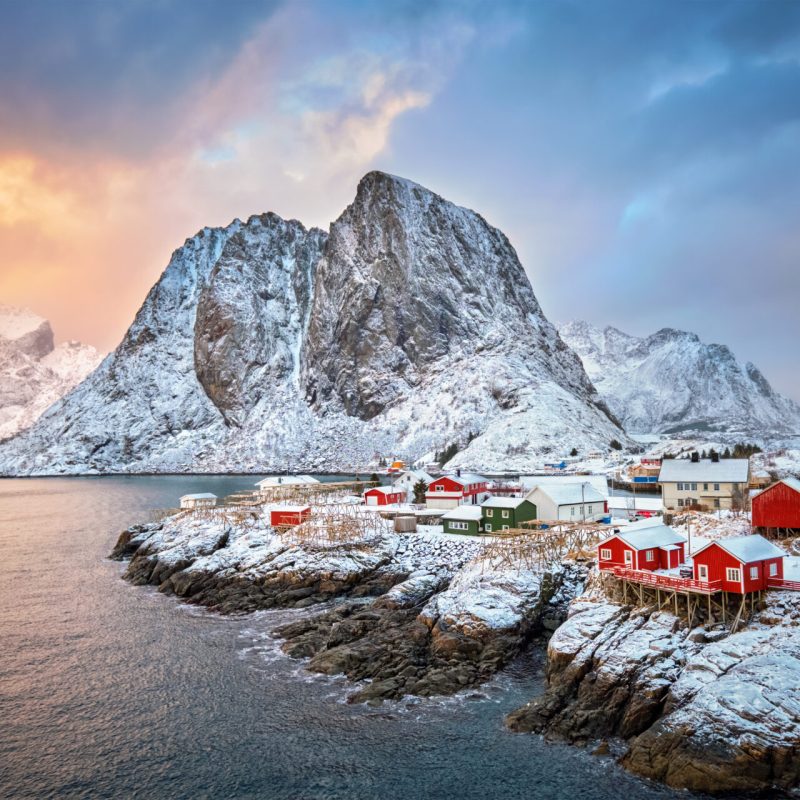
425;472;488;510
752;478;800;535
270;505;311;527
363;486;405;506
691;535;786;593
598;521;687;572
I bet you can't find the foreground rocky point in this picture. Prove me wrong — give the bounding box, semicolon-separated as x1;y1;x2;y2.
112;511;585;700
507;572;800;795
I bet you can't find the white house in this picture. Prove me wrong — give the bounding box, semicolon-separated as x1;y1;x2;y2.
255;475;320;494
391;469;434;503
180;493;217;510
525;482;606;522
519;473;609;498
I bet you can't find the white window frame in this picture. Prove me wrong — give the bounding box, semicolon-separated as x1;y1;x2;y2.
624;550;633;566
501;510;509;519
486;509;493;517
714;483;720;491
750;566;759;580
600;548;612;560
770;562;778;577
449;521;468;531
697;564;709;581
726;567;741;582
691;483;698;490
677;482;683;490
502;524;509;530
485;523;492;532
645;549;654;561
435;485;444;492
677;499;684;507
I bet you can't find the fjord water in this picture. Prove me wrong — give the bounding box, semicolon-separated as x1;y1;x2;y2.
1;477;677;800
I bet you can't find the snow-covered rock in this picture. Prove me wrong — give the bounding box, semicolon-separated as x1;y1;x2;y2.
560;319;800;442
0;305;102;442
0;174;630;475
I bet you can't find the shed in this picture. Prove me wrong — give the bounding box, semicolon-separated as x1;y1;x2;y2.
752;478;800;533
270;505;311;527
481;497;537;532
525;482;607;522
180;493;217;510
692;535;785;593
364;485;405;506
256;475;320;491
441;505;483;536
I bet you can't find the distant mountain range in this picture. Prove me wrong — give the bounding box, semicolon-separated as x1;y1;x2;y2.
559;320;800;441
0;173;628;475
0;305;103;442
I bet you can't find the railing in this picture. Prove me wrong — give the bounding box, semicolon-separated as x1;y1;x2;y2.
767;579;800;592
610;566;722;594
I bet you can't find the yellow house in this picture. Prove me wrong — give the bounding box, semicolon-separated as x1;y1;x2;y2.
658;458;750;511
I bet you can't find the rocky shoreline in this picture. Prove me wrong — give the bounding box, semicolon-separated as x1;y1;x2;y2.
506;573;800;795
111;512;585;700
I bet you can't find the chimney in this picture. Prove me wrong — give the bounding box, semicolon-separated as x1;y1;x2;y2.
691;452;699;463
456;468;461;477
711;451;720;463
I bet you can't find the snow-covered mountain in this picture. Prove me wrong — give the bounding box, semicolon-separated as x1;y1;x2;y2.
559;320;800;440
0;173;629;475
0;305;103;441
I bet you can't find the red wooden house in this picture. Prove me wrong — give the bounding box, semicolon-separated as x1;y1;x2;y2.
752;478;800;533
364;486;405;506
598;521;687;572
692;535;785;593
270;505;311;527
425;472;488;509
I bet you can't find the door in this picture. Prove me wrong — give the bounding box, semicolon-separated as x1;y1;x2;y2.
697;564;708;582
624;549;633;567
366;496;378;506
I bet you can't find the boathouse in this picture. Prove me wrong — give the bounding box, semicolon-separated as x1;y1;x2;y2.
269;505;311;527
180;493;217;510
692;535;785;593
598;521;686;572
363;486;405;506
752;478;800;535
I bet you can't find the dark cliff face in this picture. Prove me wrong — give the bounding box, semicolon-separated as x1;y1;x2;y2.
194;214;326;426
12;320;54;360
300;171;557;420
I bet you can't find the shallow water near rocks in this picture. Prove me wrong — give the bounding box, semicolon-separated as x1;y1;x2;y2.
1;476;684;800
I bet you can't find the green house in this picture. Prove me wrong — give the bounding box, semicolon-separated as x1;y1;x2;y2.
441;505;484;536
481;497;538;532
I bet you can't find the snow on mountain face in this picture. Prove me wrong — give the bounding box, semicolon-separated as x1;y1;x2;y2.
0;174;629;475
560;320;800;439
0;306;102;442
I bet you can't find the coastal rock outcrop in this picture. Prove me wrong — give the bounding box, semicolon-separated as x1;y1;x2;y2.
507;581;800;795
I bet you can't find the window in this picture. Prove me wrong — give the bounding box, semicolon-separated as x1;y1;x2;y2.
502;510;509;519
571;506;576;515
645;549;654;561
770;563;778;577
449;521;468;531
698;564;708;581
588;505;593;514
486;509;493;517
750;567;759;580
703;483;708;491
485;523;492;532
691;483;697;491
502;525;509;530
600;548;612;560
714;483;720;491
714;499;720;509
677;482;684;490
726;567;741;582
678;499;684;507
435;485;444;492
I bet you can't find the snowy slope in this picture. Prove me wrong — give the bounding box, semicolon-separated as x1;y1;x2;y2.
0;306;102;442
0;174;629;475
560;320;800;440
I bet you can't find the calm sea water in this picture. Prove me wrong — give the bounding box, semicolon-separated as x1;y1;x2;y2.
0;476;681;800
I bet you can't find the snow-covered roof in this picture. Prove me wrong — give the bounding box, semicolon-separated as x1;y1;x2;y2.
606;496;663;512
441;505;484;521
392;469;434;484
365;485;402;495
256;474;320;487
482;496;530;509
520;473;608;498
442;472;487;486
180;493;217;501
658;459;749;483
270;504;310;513
601;521;685;551
527;482;605;506
694;534;785;564
754;477;800;499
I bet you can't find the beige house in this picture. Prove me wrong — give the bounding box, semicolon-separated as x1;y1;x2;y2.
658;458;750;511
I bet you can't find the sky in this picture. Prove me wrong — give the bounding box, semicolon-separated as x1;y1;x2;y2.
1;0;799;397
